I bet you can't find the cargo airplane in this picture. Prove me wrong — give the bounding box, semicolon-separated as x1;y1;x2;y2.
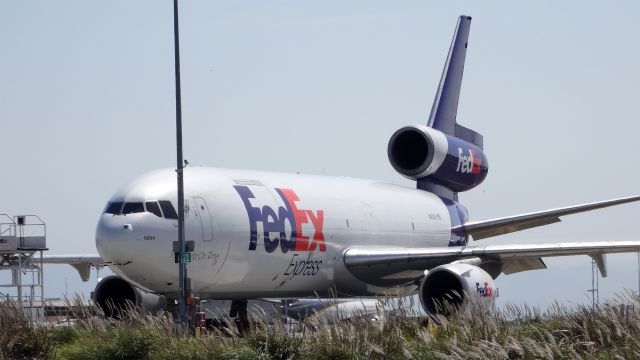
46;16;640;319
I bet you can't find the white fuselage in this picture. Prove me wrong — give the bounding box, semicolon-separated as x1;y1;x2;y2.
96;167;453;299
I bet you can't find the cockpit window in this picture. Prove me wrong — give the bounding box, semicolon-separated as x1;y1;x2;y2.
104;200;177;218
145;201;162;218
159;200;178;219
122;202;144;215
105;202;123;215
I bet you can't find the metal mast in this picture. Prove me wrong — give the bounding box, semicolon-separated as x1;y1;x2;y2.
588;258;599;308
173;0;188;324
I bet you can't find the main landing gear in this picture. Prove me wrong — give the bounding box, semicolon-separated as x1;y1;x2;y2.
229;299;249;333
193;298;251;335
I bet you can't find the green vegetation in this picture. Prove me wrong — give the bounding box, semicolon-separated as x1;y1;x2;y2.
2;293;640;359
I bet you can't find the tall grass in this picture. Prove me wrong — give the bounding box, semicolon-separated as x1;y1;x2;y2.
2;292;640;359
0;300;51;359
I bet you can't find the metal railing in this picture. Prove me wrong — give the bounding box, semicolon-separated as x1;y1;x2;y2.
15;215;46;250
0;214;16;237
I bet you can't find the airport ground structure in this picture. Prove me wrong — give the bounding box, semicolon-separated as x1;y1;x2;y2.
0;214;47;319
0;214;99;322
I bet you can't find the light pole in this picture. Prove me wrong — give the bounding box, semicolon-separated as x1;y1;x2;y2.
173;0;189;324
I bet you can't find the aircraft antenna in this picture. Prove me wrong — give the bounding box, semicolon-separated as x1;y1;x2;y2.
173;0;189;325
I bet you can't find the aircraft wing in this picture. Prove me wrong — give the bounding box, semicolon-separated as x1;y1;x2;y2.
455;195;640;240
42;254;107;282
343;241;640;287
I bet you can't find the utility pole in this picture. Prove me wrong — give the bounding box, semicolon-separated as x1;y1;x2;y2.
173;0;189;325
587;258;599;308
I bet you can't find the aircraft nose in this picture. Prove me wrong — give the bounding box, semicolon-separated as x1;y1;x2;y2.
95;214;136;263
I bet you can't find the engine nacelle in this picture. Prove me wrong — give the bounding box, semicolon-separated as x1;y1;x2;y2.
387;125;488;192
92;275;166;317
419;263;496;316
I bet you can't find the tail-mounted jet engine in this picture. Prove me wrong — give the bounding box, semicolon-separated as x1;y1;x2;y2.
419;263;496;316
388;125;488;192
92;275;166;317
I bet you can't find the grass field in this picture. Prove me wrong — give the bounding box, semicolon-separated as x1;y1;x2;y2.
2;292;640;360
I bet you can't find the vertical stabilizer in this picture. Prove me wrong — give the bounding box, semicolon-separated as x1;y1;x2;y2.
427;16;472;138
389;16;486;201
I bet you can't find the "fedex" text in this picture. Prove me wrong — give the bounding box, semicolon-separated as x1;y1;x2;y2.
456;148;482;174
475;282;494;298
234;185;325;253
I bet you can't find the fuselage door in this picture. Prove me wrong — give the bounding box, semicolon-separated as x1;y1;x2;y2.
193;197;214;241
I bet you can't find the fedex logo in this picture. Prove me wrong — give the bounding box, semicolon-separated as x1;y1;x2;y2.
234;185;325;253
475;282;494;298
456;148;482;174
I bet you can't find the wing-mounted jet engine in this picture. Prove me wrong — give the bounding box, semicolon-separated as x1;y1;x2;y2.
93;275;166;317
33;255;165;317
419;263;496;316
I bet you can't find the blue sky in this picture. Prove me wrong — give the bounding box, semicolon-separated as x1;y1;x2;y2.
1;1;639;309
